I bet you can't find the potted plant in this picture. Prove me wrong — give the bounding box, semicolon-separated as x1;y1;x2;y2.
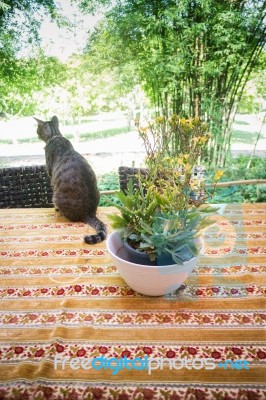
106;115;222;296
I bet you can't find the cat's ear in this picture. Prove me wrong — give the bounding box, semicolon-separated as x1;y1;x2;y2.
33;117;44;126
51;116;59;127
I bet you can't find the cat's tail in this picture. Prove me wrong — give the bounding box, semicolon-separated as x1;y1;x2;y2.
84;216;107;244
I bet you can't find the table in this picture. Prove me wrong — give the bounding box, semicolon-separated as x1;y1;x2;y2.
0;204;265;399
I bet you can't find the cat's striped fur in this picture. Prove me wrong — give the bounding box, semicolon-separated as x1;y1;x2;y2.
34;115;107;244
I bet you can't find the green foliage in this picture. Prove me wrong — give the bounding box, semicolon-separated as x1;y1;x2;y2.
78;0;111;14
237;95;261;115
109;179;159;235
0;0;140;120
0;0;66;117
223;155;266;181
238;53;266;114
98;172;119;207
0;1;9;11
0;0;57;55
208;156;266;203
210;184;266;204
0;53;67;116
32;54;140;120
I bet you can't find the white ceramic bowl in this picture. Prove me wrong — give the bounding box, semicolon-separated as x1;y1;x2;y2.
106;231;200;296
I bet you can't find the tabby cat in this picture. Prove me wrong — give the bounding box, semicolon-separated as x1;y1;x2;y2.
34;115;107;244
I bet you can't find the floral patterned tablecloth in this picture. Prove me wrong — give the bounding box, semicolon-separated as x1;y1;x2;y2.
0;204;265;399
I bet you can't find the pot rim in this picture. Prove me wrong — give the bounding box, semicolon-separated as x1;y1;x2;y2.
106;230;200;269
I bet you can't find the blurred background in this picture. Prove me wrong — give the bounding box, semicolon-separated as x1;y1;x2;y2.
0;0;265;203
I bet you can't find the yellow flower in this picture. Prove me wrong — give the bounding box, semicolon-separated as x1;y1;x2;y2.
170;114;179;122
200;136;207;144
214;170;224;181
156;116;164;124
190;179;199;189
179;118;187;125
139;126;148;133
162;156;171;164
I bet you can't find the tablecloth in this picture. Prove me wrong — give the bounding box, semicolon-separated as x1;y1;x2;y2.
0;204;265;399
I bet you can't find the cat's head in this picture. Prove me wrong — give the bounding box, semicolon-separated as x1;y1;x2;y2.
34;115;60;143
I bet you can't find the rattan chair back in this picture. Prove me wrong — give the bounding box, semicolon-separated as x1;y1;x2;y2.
0;165;53;208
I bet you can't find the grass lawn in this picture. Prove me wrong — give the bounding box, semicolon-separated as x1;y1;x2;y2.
8;126;129;145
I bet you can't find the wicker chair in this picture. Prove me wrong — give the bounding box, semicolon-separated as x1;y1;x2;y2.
0;165;53;208
118;166;148;193
118;165;206;199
